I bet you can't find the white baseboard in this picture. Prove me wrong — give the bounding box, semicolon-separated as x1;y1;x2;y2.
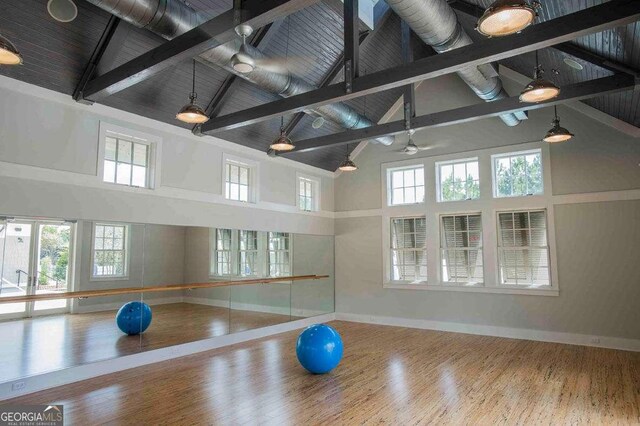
73;297;184;314
335;312;640;352
0;313;336;400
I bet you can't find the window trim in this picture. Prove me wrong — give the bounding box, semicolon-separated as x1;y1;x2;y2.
208;229;291;279
435;157;480;203
296;172;321;212
90;222;131;281
381;141;559;296
491;148;543;199
97;122;161;190
221;153;259;204
267;231;293;278
385;164;426;207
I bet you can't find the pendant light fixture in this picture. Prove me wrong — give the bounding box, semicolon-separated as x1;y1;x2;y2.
176;60;209;124
0;34;23;65
519;51;560;103
476;0;538;37
543;106;574;143
338;143;358;172
231;24;255;74
270;116;295;151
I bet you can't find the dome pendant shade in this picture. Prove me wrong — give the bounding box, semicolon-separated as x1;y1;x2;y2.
0;34;23;65
176;60;209;124
338;157;358;172
270;118;295;151
477;0;537;37
543;119;574;143
269;133;295;151
519;77;560;103
543;107;573;143
176;101;209;124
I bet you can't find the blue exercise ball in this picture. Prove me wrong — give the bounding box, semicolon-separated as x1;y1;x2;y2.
296;324;343;374
116;301;152;335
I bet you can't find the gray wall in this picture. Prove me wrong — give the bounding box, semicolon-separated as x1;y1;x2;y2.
292;234;335;316
334;73;640;340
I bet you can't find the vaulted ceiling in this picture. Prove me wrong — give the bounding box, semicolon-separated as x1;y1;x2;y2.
0;0;638;171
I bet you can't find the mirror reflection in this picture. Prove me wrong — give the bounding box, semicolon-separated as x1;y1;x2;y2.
0;217;334;384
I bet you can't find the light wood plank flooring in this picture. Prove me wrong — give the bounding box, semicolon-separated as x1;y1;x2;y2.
7;321;640;424
0;303;295;383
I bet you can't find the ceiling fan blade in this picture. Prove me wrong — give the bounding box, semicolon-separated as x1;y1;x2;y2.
253;56;316;74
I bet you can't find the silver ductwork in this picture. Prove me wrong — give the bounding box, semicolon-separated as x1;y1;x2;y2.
386;0;522;126
84;0;394;144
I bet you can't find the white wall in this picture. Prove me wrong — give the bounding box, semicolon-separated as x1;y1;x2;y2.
0;76;334;235
334;72;640;341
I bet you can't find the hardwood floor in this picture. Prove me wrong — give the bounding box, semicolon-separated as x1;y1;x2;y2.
0;303;296;383
7;321;640;424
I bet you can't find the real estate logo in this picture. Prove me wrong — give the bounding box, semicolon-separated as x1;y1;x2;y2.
0;405;63;426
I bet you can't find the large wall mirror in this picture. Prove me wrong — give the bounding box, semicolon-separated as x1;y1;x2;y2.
0;216;334;384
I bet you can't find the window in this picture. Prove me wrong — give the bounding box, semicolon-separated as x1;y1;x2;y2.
440;214;483;284
497;210;550;287
225;161;250;202
92;223;129;278
98;122;160;189
238;230;259;277
298;175;320;212
267;232;291;277
390;217;427;282
222;154;258;203
437;158;480;202
214;228;234;276
387;166;425;206
493;149;543;197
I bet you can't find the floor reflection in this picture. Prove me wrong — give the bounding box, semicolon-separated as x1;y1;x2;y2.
0;303;295;383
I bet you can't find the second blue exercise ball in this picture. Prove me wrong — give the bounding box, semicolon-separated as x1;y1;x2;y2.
116;301;152;335
296;324;343;374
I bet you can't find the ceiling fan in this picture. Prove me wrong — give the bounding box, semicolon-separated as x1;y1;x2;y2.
396;129;433;155
230;22;315;76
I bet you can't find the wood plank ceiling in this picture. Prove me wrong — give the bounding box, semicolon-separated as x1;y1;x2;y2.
0;0;637;171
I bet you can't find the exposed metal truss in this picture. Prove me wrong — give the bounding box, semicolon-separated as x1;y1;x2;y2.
199;0;640;134
280;73;635;154
80;0;319;101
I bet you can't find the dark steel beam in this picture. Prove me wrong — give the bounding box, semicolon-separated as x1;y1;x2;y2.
193;23;274;135
73;15;120;104
80;0;319;101
344;0;359;93
279;73;634;154
283;9;391;136
200;0;640;134
401;20;415;127
448;0;639;77
284;32;370;134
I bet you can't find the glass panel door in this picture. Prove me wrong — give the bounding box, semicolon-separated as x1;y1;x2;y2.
0;221;31;319
32;222;73;314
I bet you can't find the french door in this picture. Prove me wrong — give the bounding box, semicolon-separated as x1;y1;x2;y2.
0;218;75;320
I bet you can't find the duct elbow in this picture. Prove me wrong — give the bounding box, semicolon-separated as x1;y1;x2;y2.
499;113;522;127
373;135;394;145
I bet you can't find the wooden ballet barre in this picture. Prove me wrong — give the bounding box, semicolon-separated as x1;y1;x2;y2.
0;274;330;304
